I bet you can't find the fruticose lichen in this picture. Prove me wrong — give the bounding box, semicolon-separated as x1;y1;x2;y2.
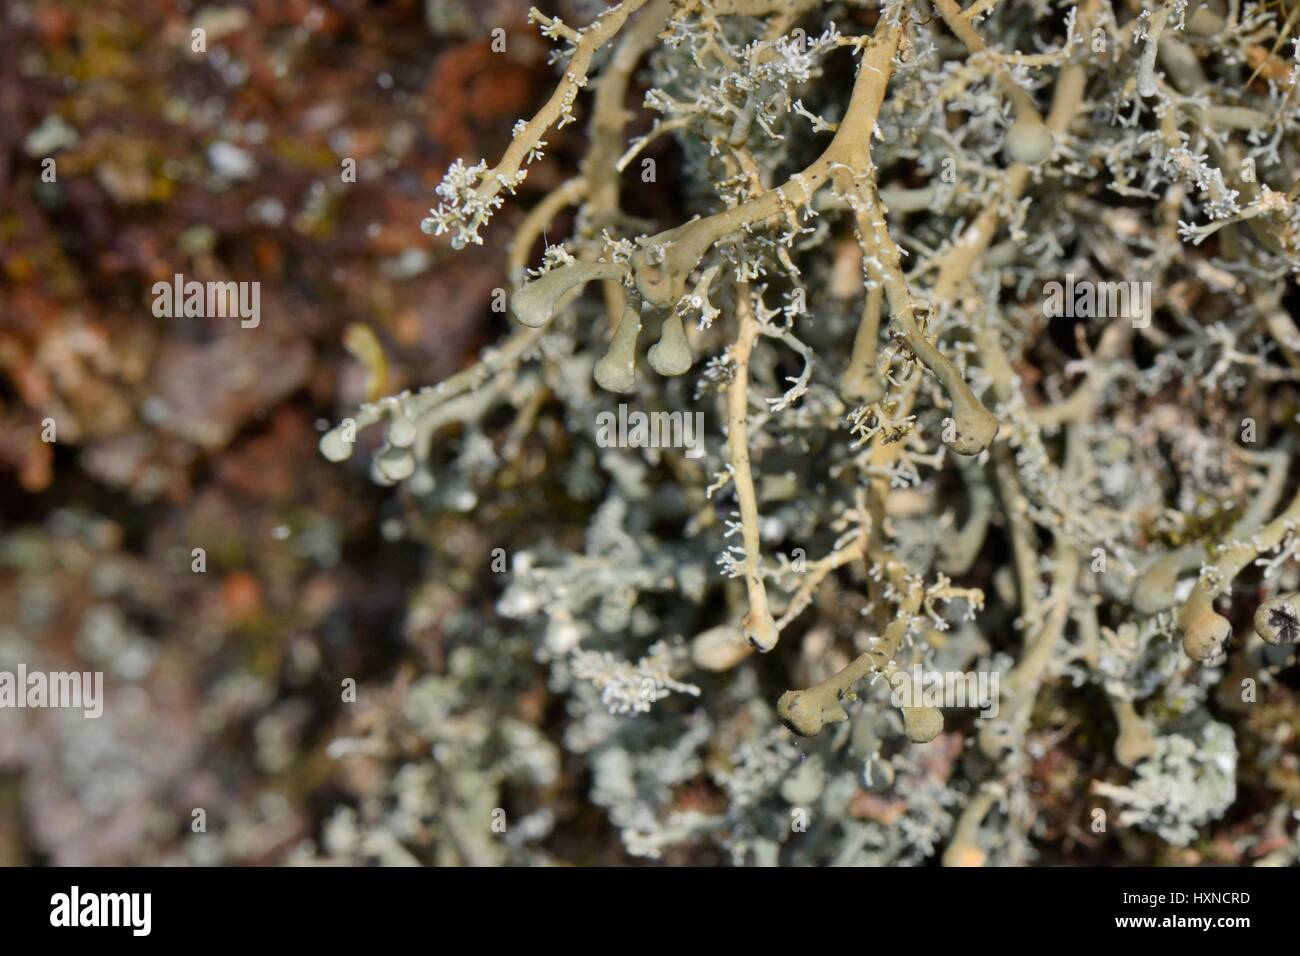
321;0;1300;865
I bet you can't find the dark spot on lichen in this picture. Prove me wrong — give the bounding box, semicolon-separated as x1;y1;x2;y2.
1268;606;1300;644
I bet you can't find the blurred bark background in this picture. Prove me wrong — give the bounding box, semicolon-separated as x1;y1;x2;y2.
0;0;570;865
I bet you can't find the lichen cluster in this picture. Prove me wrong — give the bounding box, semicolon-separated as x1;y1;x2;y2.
322;0;1300;864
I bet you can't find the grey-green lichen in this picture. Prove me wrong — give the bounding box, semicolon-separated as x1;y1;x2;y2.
319;0;1300;866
